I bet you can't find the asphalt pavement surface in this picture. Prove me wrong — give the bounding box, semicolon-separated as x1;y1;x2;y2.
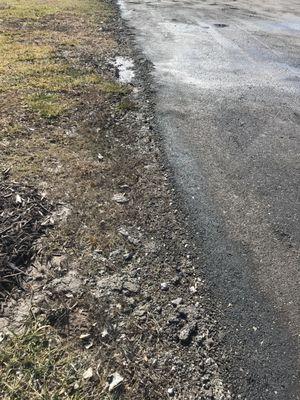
118;1;300;398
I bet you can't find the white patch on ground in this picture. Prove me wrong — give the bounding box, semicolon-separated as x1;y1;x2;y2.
114;56;135;83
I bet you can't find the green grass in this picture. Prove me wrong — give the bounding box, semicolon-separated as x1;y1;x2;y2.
28;92;70;119
0;322;96;400
0;0;127;119
0;0;111;20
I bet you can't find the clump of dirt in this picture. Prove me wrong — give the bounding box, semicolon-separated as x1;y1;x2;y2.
0;179;51;298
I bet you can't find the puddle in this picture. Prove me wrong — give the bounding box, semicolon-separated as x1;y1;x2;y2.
114;56;135;83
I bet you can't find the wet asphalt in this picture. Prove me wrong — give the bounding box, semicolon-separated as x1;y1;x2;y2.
117;0;300;398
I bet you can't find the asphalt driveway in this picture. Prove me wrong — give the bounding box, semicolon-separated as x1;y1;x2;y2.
118;1;300;398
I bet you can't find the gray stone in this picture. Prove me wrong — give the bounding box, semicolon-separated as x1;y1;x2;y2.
179;321;197;344
171;297;183;306
112;193;129;204
123;281;140;294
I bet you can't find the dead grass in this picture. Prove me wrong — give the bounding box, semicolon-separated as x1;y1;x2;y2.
0;181;51;297
0;0;133;398
0;321;104;400
0;0;111;20
0;0;131;251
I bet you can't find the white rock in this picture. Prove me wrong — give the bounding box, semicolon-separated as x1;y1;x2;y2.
112;193;129;204
171;297;183;306
79;333;90;340
101;328;109;338
160;282;169;291
108;372;124;392
82;367;93;380
189;286;197;294
15;194;22;204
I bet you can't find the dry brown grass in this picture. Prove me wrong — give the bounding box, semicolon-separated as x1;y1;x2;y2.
0;321;101;400
0;0;135;398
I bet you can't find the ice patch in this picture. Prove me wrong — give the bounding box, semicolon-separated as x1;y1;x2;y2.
114;56;135;83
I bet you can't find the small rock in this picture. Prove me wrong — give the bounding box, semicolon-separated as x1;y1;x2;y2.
179;322;197;344
172;275;181;285
101;328;109;338
118;227;140;245
167;388;175;396
108;372;124;392
189;286;197;294
79;333;90;340
15;194;22;204
123;281;140;294
82;367;93;380
112;193;129;204
118;227;129;236
171;297;183;307
160;282;169;291
127;235;140;246
97;153;104;161
123;251;134;261
119;184;130;190
109;249;121;258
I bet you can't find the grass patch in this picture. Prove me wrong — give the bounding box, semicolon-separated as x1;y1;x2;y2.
0;322;99;400
117;98;137;111
0;0;136;398
0;0;126;120
0;0;111;20
28;92;70;119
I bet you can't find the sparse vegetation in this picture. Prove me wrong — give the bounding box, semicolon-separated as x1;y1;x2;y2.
0;0;132;398
0;321;96;400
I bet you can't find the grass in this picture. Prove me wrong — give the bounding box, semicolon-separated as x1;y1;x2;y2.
0;0;133;260
0;322;98;400
0;0;127;120
28;92;70;119
0;0;111;20
0;0;143;397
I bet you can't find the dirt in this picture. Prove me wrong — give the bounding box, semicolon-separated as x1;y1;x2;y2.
0;0;231;399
